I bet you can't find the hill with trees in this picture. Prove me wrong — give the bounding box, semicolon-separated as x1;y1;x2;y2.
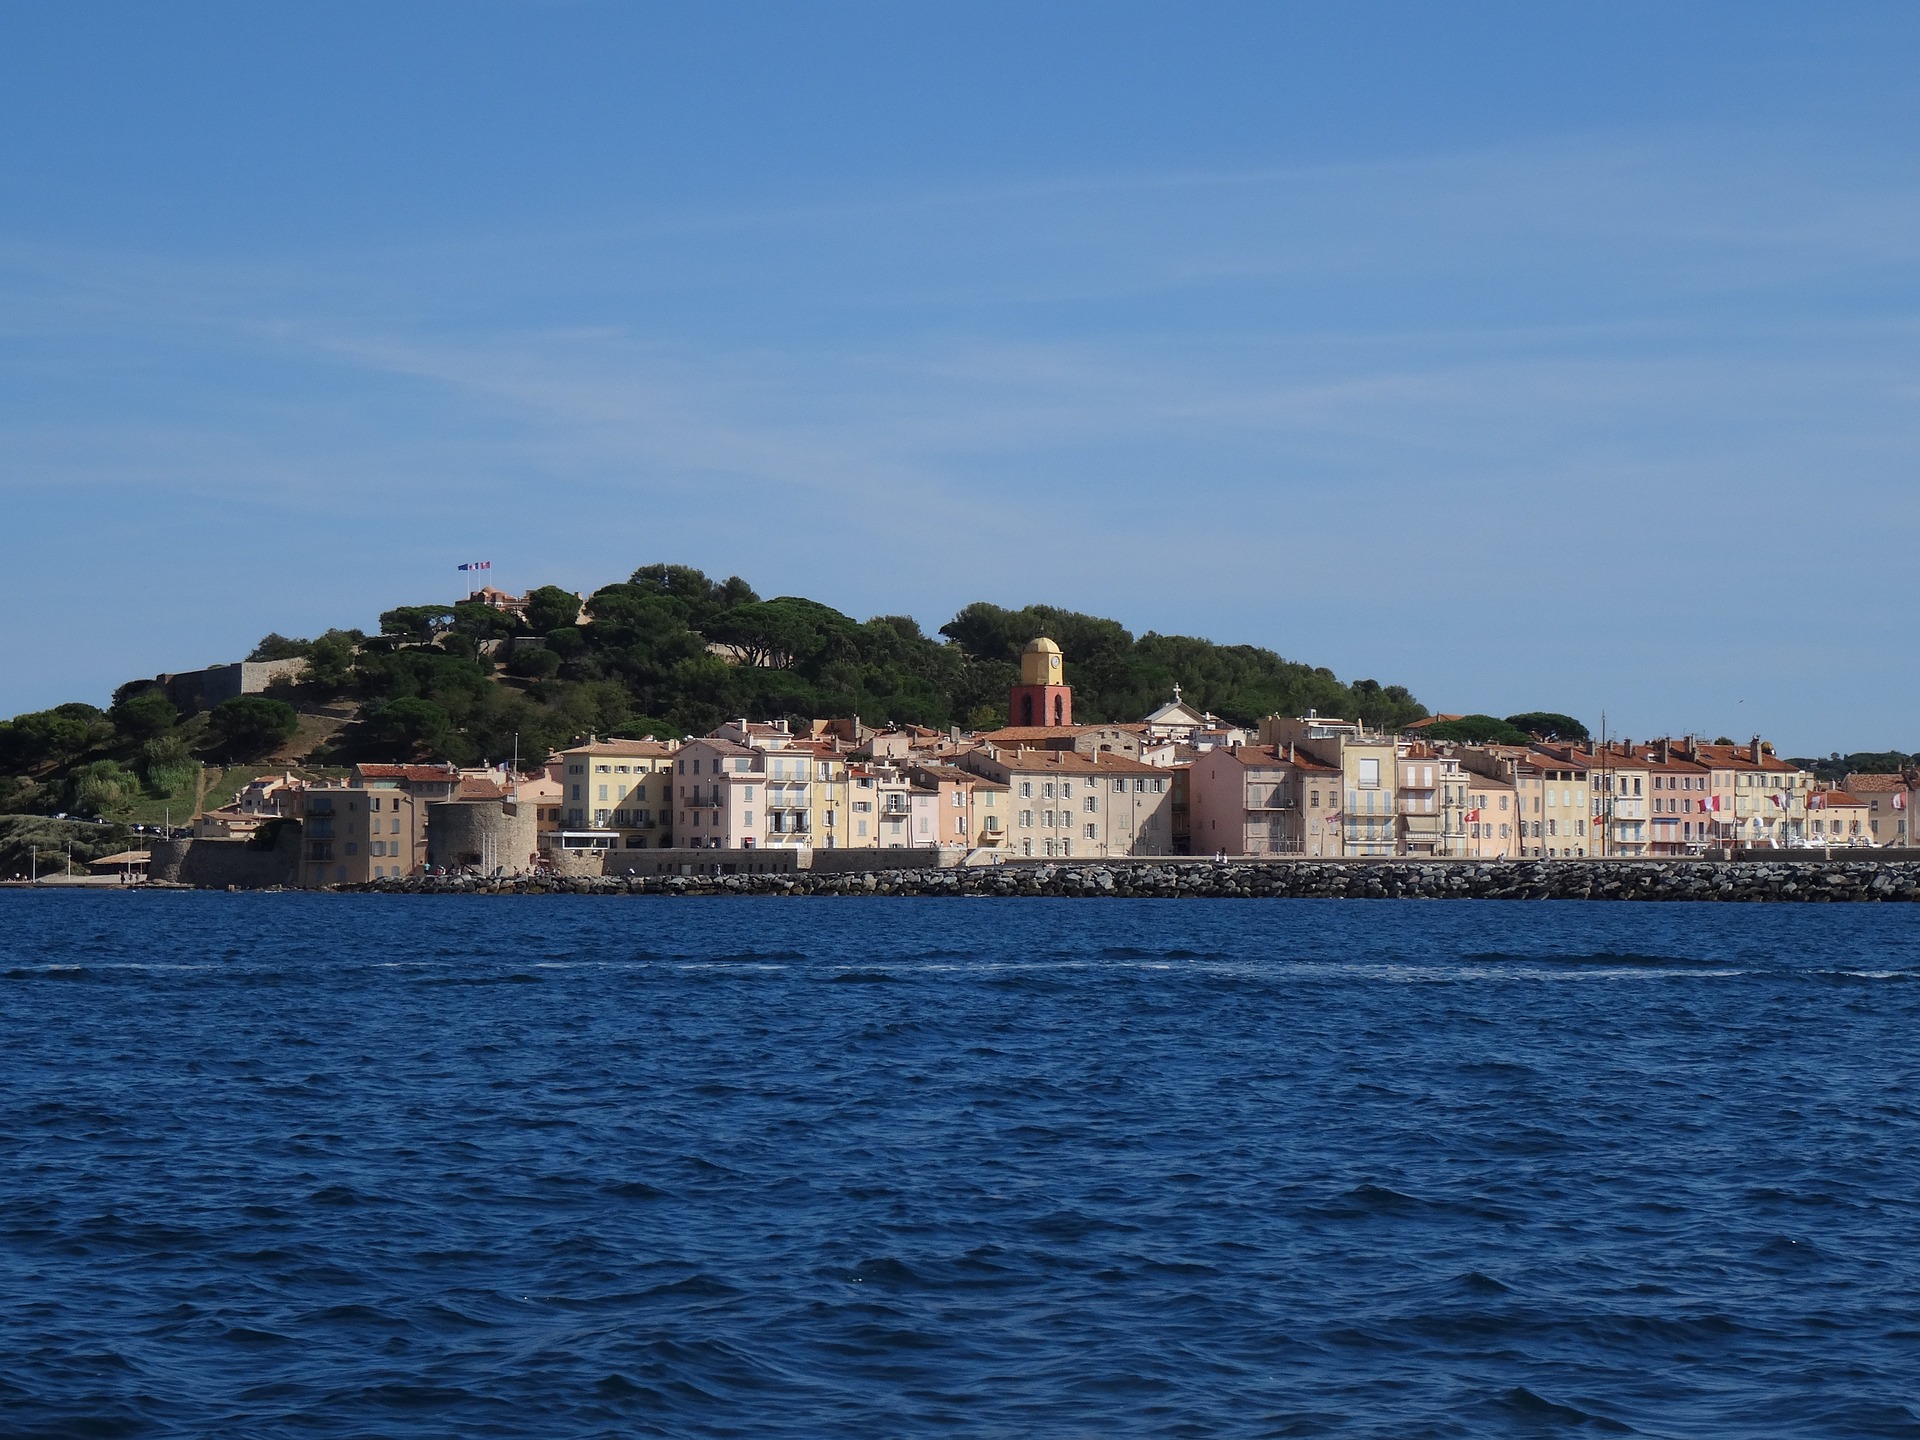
0;562;1431;820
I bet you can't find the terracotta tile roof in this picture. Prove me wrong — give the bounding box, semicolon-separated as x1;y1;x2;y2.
456;778;508;801
1685;741;1801;773
355;763;459;783
986;749;1167;776
1599;746;1709;775
554;738;678;758
678;737;757;758
1843;773;1911;793
976;724;1145;743
1208;744;1338;774
1810;789;1866;808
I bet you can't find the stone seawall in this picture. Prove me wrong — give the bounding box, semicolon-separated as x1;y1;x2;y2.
346;858;1920;902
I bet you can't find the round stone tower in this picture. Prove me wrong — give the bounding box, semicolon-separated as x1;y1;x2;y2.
426;799;540;874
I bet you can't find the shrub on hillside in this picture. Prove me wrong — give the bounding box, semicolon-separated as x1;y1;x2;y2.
248;633;313;661
110;690;179;741
65;759;140;817
505;647;561;679
0;704;112;772
139;735;199;798
207;696;300;759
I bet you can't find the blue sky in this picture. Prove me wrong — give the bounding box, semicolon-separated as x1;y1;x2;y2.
3;3;1918;753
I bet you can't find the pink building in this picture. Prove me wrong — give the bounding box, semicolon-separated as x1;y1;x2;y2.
1180;743;1342;857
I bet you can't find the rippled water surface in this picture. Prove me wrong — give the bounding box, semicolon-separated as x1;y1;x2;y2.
5;893;1920;1437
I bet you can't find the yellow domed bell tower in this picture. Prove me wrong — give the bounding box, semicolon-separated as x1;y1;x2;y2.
1010;636;1072;727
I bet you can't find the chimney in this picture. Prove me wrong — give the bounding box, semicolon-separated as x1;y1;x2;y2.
1684;734;1699;761
1659;738;1670;765
1750;736;1763;764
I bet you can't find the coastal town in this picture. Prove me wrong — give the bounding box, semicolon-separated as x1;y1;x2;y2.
102;588;1905;889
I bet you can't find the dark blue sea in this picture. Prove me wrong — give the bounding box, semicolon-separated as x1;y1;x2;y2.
4;894;1920;1438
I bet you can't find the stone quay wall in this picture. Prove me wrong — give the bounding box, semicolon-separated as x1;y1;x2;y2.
346;857;1920;902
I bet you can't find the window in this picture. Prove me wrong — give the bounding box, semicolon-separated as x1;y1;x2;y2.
1135;778;1147;793
1359;758;1381;788
743;786;754;802
596;765;609;774
617;765;630;774
1062;782;1073;798
1085;823;1097;839
1152;778;1165;793
597;784;609;801
1042;810;1054;827
1042;782;1055;799
853;801;872;813
1019;781;1033;798
1309;789;1319;808
952;791;964;807
1113;778;1126;793
1085;795;1097;812
1020;809;1034;828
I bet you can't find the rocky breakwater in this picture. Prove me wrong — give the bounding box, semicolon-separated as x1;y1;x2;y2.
349;858;1920;901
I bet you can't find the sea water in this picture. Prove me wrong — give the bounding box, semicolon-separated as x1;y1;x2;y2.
3;892;1918;1437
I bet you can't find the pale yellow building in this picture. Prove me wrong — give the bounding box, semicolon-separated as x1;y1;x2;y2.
1261;713;1400;857
1583;746;1651;856
555;738;680;852
1397;744;1468;856
960;746;1174;858
1806;787;1872;844
1460;746;1593;858
1686;738;1809;848
1843;773;1913;846
295;783;420;887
